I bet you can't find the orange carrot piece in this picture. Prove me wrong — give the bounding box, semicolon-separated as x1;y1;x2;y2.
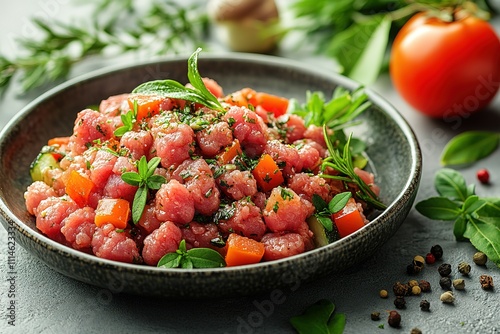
127;94;164;121
224;88;257;108
225;233;265;267
95;198;130;229
255;92;289;117
332;198;365;238
66;170;95;207
47;136;70;147
217;139;242;164
252;154;284;192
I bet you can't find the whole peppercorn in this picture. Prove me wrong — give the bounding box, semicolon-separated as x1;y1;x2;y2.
413;255;425;268
438;263;452;277
453;278;466;290
431;244;444;260
379;289;388;299
388;310;401;328
476;168;490;184
393;281;410;296
411;285;422;295
411;328;423;334
371;311;380;321
440;277;452;290
408;280;419;288
440;291;455;304
458;261;471;276
473;252;488;266
406;263;417;275
394;296;406;309
425;252;436;264
419;279;431;292
479;274;494;290
419;299;430;311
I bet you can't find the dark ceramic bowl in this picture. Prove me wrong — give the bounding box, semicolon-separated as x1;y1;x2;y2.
0;53;421;298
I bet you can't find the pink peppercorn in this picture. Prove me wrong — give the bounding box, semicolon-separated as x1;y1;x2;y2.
425;253;436;264
477;169;490;184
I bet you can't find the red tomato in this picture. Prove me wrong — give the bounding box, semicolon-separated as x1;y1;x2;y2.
390;12;500;118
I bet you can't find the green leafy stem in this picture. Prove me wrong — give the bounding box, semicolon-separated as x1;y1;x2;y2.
416;168;500;267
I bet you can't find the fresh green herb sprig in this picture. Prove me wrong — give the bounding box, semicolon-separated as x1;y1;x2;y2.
290;299;346;334
289;86;371;131
416;168;500;267
157;239;226;269
132;48;225;112
114;101;138;137
312;192;352;232
321;131;386;210
441;131;500;166
1;0;208;95
121;156;166;223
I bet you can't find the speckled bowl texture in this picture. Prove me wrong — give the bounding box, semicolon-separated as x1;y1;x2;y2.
0;54;422;298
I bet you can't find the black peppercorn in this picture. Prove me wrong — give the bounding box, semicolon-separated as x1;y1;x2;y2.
419;279;431;292
388;310;401;328
371;311;380;321
438;263;452;277
439;277;452;290
419;299;430;311
393;281;409;296
406;263;417;275
431;244;444;259
394;296;406;309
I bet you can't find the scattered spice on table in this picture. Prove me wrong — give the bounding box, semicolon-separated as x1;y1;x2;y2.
440;291;455;304
479;275;494;290
439;277;452;290
387;310;401;328
394;296;406;309
430;245;444;260
473;252;488;266
370;311;380;321
453;279;466;290
438;263;452;277
476;168;490;184
379;290;388;299
418;280;431;292
419;299;430;311
458;262;471;276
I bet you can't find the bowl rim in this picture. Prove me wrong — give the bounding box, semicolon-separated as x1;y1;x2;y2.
0;52;422;278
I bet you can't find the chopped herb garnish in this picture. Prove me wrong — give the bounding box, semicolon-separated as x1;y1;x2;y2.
157;239;226;269
121;156;166;223
114;100;138;137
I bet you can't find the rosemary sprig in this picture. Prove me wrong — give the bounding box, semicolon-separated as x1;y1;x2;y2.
321;127;386;210
0;0;208;95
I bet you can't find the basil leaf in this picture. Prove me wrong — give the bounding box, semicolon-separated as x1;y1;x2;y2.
290;299;335;334
187;248;226;268
178;239;187;253
453;216;467;241
327;15;391;85
328;313;346;334
121;171;142;186
146;157;161;178
328;192;352;213
464;216;500;266
181;257;194;269
138;156;148;179
441;131;500;166
187;48;221;108
317;215;333;232
462;196;486;214
415;197;461;221
132;186;148;224
435;168;468;202
312;194;328;213
146;175;166;190
157;252;181;268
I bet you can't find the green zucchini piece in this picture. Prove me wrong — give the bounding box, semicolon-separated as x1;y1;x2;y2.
30;146;62;185
307;216;339;247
